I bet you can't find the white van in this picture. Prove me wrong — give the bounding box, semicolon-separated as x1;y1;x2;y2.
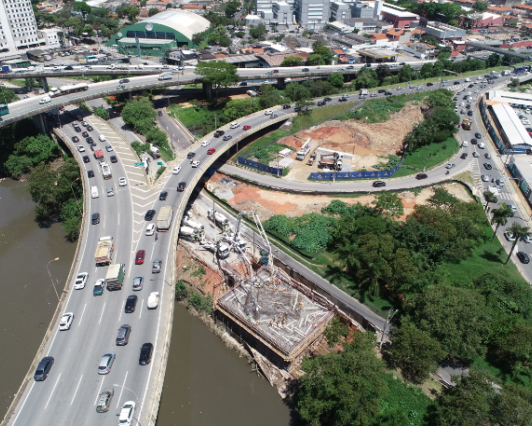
465;78;471;82
91;186;99;199
99;134;106;142
39;96;51;104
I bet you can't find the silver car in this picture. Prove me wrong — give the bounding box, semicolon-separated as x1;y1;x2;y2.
98;352;116;375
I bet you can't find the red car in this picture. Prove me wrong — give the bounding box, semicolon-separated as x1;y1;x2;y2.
243;125;251;130
135;250;145;265
207;148;216;155
272;69;279;73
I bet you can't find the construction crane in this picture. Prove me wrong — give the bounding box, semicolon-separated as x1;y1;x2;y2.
234;211;274;273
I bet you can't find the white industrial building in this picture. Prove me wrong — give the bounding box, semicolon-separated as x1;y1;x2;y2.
0;0;40;52
488;90;532;108
490;103;532;152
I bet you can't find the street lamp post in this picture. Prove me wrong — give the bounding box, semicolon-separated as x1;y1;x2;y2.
113;384;142;426
70;177;82;216
46;258;61;302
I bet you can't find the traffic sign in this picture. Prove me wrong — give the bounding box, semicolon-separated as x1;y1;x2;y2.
157;162;163;165
134;162;145;167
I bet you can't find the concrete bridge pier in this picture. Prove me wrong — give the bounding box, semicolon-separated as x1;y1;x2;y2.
40;77;49;93
33;113;48;135
277;77;286;90
202;81;212;98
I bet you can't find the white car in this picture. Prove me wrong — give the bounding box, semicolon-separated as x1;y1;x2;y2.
105;145;113;152
78;145;85;152
191;161;201;168
145;223;156;236
481;174;489;182
59;313;74;331
74;272;88;290
135;65;144;70
462;141;468;147
147;292;160;309
264;110;273;115
201;140;210;147
172;165;181;174
478;143;485;149
118;177;127;187
52;66;61;71
230;122;240;129
106;188;114;197
118;401;136;426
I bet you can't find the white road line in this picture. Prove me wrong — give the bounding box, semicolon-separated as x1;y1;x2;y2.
116;371;128;408
118;300;125;322
70;375;83;405
150;243;156;260
78;303;87;326
11;382;35;425
99;302;107;325
94;376;106;405
118;212;120;226
139;299;144;319
44;373;62;410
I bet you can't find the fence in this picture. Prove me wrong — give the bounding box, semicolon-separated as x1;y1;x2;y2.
238;156;282;175
310;146;409;180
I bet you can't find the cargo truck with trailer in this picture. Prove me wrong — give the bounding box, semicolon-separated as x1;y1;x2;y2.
105;263;125;291
95;236;114;265
156;206;174;231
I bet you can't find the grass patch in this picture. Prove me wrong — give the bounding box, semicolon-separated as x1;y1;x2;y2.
7;79;25;87
183;83;201;89
391;137;459;178
454;170;475;186
155;166;166;180
175;279;212;314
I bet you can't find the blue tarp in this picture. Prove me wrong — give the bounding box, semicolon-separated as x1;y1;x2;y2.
238;157;282;175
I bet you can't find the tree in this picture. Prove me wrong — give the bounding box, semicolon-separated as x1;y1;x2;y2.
505;222;532;265
410;285;489;362
296;333;389;426
281;56;303;67
373;191;404;219
483;190;498;212
326;72;345;89
391;319;446;383
148;7;159;16
224;1;239;17
312;41;334;64
249;23;267;39
195;61;239;99
122;97;157;133
491;204;514;242
398;64;414;82
376;64;391;82
473;1;487;11
116;4;140;21
73;1;91;15
93;106;109;120
306;54;324;66
285;82;312;102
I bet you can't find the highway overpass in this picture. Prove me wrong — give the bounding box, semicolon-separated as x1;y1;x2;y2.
465;41;532;61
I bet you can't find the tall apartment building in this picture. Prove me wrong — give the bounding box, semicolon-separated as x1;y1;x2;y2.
0;0;40;52
294;0;330;27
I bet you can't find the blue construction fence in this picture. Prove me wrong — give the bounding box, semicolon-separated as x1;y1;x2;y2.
309;146;409;180
238;157;282;175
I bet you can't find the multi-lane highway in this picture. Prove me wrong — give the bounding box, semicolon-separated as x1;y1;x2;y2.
4;64;530;426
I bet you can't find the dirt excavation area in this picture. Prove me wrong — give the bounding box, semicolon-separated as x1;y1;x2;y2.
276;101;425;182
206;172;473;221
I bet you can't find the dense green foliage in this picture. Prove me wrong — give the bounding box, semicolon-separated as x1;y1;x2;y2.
121;97;173;160
324;317;350;347
195;60;240;98
92;106;109;120
175;280;212;314
264;213;335;255
3;134;61;178
253;143;294;163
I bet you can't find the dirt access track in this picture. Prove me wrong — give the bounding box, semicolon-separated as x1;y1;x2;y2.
206;172;473;222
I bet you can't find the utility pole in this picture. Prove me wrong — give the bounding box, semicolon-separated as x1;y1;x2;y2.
380;308;398;349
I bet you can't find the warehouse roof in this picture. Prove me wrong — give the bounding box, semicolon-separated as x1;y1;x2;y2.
491;103;532;147
140;10;210;41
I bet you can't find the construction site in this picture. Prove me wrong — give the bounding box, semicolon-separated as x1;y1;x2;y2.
177;192;338;394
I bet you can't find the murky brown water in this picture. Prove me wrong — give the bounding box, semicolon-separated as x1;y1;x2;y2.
0;179;75;416
156;305;293;426
0;180;293;426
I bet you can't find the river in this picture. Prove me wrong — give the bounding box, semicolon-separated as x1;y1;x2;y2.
0;180;293;425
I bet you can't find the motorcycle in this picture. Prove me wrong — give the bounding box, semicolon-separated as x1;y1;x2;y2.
155;233;159;241
446;170;450;175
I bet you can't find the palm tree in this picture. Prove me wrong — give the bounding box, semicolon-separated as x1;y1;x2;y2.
491;204;514;242
483;190;498;212
505;222;532;265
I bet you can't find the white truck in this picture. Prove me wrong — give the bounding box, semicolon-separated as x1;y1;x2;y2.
182;213;204;231
180;226;200;241
105;263;125;291
208;208;229;229
95;236;114;265
156;206;174;231
359;89;368;96
101;162;112;180
502;70;511;76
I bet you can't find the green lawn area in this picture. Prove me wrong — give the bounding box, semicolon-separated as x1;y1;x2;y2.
437;226;526;288
7;79;24;87
391;137;459;178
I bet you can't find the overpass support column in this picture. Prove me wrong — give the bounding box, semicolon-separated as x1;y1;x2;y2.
40;77;49;93
202;82;212;98
32;113;48;135
277;77;286;90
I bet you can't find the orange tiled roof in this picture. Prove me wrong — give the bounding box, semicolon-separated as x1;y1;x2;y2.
516;4;532;10
387;28;404;36
214;53;227;58
332;49;344;55
371;33;388;40
182;4;202;9
488;5;512;11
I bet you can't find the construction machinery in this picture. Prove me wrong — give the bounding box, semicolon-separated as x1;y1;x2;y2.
95;236;114;265
179;226;202;241
318;152;343;171
462;119;472;130
208;208;229;230
307;152;317;166
182;213;204;232
233;210;274;272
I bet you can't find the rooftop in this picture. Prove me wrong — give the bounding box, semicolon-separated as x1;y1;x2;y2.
256;51;310;67
140;9;210;41
382;4;419;18
490;102;532;147
357;47;399;58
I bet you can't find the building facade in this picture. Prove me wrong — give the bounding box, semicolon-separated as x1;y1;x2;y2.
37;28;59;48
0;0;40;52
294;0;330;27
330;2;351;22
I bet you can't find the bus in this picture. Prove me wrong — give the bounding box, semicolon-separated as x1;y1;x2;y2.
0;104;9;116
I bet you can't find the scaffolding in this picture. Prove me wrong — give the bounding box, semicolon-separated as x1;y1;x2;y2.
216;266;334;362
